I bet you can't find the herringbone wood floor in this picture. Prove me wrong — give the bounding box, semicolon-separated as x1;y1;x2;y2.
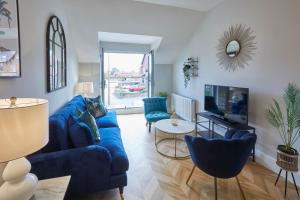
77;114;299;200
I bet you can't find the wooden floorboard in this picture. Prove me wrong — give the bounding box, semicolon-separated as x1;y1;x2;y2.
76;114;299;200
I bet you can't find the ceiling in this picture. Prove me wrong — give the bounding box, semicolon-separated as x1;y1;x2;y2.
133;0;224;11
64;0;205;64
98;32;162;46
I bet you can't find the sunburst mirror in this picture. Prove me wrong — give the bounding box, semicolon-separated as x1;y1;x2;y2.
217;24;256;71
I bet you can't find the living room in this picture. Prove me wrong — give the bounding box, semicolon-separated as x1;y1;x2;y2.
0;0;300;199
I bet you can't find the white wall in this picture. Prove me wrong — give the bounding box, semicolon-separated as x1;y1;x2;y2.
173;0;300;181
154;64;173;96
64;0;203;64
100;42;151;54
0;0;78;114
78;62;100;97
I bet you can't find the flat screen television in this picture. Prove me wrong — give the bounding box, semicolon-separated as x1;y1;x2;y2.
204;84;249;125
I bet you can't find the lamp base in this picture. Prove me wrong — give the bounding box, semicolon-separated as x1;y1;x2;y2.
0;157;38;200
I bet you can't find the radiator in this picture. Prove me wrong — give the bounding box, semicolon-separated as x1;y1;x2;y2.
172;93;196;122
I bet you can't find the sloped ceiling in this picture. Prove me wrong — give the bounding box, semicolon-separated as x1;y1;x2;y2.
64;0;204;64
134;0;224;11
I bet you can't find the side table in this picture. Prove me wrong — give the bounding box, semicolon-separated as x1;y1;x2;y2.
31;176;71;200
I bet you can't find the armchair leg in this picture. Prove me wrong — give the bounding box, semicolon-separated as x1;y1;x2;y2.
186;165;196;184
214;177;218;200
149;122;152;132
236;177;246;200
119;187;124;200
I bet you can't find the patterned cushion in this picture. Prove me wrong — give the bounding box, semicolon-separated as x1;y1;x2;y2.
145;111;171;122
73;107;83;118
77;111;100;141
85;96;107;118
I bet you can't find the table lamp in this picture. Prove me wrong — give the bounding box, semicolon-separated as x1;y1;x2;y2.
0;97;49;200
76;82;94;97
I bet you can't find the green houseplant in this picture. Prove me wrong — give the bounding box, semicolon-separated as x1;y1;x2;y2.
183;64;191;88
265;83;300;171
0;0;12;28
158;91;168;98
266;83;300;154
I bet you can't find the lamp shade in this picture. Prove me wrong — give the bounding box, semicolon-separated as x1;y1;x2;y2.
76;82;94;95
0;98;49;163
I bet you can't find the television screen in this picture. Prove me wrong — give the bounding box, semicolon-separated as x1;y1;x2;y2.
204;84;249;125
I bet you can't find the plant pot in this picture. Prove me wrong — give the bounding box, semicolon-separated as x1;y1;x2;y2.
276;145;298;172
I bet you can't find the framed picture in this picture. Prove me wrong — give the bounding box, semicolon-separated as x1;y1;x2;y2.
0;0;21;78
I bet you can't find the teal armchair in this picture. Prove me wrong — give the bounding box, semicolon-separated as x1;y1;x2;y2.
142;97;170;132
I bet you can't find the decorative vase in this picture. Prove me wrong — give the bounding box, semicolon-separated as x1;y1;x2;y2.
276;145;298;172
171;112;178;126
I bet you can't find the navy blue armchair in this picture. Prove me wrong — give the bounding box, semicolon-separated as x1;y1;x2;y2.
185;130;257;200
143;97;170;132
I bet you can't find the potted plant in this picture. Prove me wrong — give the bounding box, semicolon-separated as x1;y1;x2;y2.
157;91;170;112
183;64;191;88
265;83;300;171
0;0;12;28
158;91;168;98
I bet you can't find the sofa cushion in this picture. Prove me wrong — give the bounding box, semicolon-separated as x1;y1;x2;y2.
77;111;100;142
86;97;106;118
97;127;129;174
96;111;119;128
42;95;87;153
68;116;95;148
145;111;170;122
86;96;108;117
42;115;70;153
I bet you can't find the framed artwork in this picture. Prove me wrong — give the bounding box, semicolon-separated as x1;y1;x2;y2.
0;0;21;77
46;15;67;92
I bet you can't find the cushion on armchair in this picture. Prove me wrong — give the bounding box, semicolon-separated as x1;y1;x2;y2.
145;111;170;122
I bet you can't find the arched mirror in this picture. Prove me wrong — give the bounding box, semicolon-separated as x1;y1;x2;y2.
46;16;67;92
226;40;240;58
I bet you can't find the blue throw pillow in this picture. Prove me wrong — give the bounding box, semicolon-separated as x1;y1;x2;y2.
68;116;95;147
77;110;100;141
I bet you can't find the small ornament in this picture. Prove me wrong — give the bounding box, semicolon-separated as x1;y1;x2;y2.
171;111;178;126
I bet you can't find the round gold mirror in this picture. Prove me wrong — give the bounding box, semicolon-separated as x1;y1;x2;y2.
226;40;240;58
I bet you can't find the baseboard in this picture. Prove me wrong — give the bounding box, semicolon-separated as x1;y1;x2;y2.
255;148;300;186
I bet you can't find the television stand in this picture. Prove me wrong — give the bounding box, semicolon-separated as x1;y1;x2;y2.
195;112;256;162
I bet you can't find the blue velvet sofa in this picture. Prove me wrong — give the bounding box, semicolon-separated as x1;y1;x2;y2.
28;96;129;199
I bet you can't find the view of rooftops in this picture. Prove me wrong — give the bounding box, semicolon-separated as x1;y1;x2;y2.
104;53;150;109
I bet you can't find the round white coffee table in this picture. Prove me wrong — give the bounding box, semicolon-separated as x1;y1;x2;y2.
155;119;195;159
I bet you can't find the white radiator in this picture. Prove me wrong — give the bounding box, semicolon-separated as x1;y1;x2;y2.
172;93;196;122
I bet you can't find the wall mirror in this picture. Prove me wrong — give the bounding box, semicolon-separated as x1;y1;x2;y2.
217;24;256;72
46;15;67;93
226;40;240;58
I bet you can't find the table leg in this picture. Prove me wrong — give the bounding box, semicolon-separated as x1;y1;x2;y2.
285;171;288;198
175;135;177;157
155;128;157;146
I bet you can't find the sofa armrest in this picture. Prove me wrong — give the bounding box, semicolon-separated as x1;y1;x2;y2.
28;145;112;183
